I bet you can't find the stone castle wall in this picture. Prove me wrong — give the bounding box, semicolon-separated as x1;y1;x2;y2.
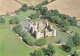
29;20;56;39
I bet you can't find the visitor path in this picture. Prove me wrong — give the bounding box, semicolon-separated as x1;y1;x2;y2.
68;49;80;56
61;28;74;36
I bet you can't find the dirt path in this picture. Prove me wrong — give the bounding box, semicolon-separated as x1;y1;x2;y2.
68;49;80;56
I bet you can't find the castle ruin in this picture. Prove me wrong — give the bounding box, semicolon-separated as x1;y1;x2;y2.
29;20;56;39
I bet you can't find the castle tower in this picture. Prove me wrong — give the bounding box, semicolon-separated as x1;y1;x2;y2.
44;28;48;37
29;22;33;29
52;28;56;36
34;25;37;31
49;24;53;30
31;27;35;34
38;21;43;30
35;22;38;28
45;20;48;28
35;31;41;39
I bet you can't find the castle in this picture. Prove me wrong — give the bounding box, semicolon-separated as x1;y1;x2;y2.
29;20;56;39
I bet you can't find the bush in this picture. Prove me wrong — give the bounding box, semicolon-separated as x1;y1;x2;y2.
42;0;48;5
13;24;22;34
29;11;41;19
46;44;55;56
39;7;48;15
9;17;20;24
15;9;20;14
31;44;55;56
35;39;46;46
0;17;5;23
23;37;34;46
19;31;27;38
21;4;28;12
29;6;36;10
50;0;55;2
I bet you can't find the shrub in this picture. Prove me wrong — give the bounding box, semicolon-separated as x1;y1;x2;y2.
35;39;46;46
42;0;48;5
46;44;55;56
15;9;20;14
9;17;20;24
50;0;55;2
29;11;41;19
13;24;22;34
19;31;27;38
21;4;28;12
29;6;36;10
23;37;34;46
0;17;5;23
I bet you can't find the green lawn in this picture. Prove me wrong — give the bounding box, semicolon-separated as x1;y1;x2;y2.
0;11;36;56
54;46;68;56
0;10;80;56
69;26;80;34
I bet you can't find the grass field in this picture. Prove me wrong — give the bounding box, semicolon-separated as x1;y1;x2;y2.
0;0;22;15
45;0;80;20
69;26;80;34
0;11;36;56
0;0;44;15
17;0;45;6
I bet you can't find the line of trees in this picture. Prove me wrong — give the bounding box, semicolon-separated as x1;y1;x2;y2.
41;9;77;31
31;44;55;56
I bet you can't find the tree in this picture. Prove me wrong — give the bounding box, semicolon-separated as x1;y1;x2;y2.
70;17;77;26
0;17;5;23
72;51;78;56
73;32;80;46
36;4;42;10
51;16;62;24
42;0;48;5
35;39;46;46
9;17;20;24
50;0;55;2
19;31;27;38
15;9;20;14
62;40;74;52
64;26;69;31
29;11;41;19
31;49;45;56
61;20;70;27
56;39;61;44
21;4;28;12
29;6;36;10
13;24;22;34
46;44;55;56
39;7;48;15
23;37;34;46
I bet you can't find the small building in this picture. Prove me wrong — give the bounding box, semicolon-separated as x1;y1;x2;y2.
8;12;16;16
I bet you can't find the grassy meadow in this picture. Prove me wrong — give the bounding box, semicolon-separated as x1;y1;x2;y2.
0;11;37;56
0;10;80;56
